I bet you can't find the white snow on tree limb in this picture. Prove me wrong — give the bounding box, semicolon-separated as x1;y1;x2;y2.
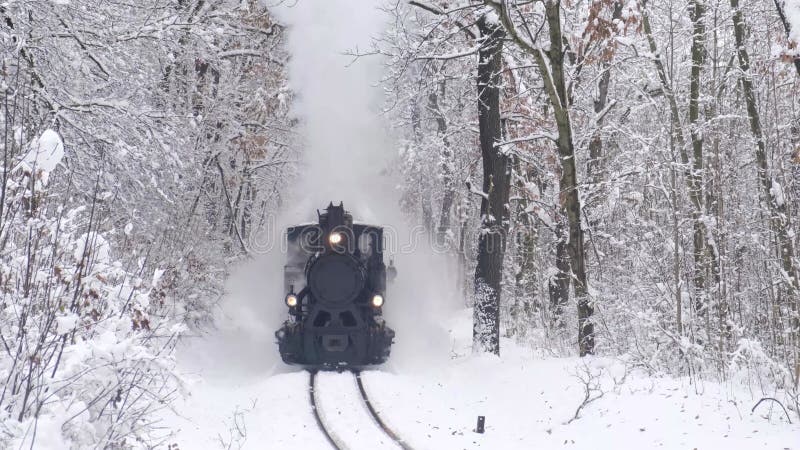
787;0;800;43
14;129;65;185
73;232;111;264
770;179;785;206
55;313;79;334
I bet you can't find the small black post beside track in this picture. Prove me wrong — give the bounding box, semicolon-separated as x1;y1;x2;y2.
354;371;414;450
308;370;342;450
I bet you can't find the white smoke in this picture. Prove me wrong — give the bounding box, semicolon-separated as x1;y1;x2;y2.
275;0;394;222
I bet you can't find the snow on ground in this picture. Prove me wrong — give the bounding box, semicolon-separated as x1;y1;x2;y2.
163;310;799;449
162;370;327;449
363;355;798;449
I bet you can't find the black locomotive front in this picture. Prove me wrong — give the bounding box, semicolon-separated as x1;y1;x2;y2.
275;202;395;368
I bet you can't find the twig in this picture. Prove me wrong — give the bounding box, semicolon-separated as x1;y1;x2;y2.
566;364;605;424
751;397;793;424
465;180;488;201
408;0;478;40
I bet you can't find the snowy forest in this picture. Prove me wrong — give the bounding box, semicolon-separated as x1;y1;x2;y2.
1;0;799;448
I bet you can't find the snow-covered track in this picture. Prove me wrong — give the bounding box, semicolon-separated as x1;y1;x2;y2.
354;371;414;450
308;370;412;450
309;371;346;450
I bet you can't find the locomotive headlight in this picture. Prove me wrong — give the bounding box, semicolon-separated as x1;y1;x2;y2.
371;294;384;308
328;232;343;245
285;294;298;307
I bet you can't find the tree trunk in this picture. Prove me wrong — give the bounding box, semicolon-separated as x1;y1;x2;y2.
513;159;541;335
543;3;593;356
489;0;594;355
458;204;470;302
549;222;570;327
707;3;728;352
688;0;709;319
473;15;508;356
586;2;622;196
429;81;456;248
410;97;435;236
670;132;683;336
587;65;610;188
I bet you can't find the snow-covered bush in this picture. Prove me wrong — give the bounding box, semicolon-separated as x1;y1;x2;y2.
0;130;186;448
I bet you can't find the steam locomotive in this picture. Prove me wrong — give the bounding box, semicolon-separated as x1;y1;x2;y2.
275;203;395;368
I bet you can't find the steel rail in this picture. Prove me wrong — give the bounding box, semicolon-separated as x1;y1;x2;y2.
354;371;414;450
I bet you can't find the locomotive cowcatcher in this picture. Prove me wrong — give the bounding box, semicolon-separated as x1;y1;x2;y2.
275;202;395;369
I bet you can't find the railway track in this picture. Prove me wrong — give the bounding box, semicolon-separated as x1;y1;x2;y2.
309;370;413;450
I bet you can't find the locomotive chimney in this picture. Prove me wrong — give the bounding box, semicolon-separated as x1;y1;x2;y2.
321;202;352;230
326;202;345;229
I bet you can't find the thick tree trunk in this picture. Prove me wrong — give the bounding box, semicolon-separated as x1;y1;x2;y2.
473;15;508;355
